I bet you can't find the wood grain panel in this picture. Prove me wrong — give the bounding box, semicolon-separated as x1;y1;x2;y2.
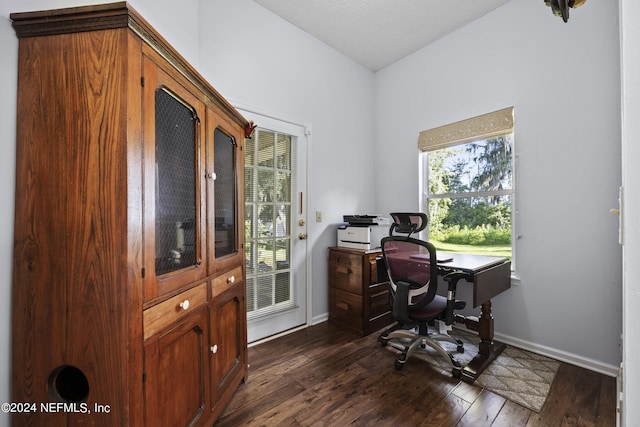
329;288;364;331
143;283;207;340
12;28;133;426
144;307;208;427
209;284;248;418
474;261;511;307
330;251;363;294
211;266;243;298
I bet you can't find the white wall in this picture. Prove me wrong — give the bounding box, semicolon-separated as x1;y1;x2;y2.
197;0;376;320
375;0;622;371
620;0;640;424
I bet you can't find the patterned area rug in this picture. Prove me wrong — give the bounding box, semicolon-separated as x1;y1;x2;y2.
386;328;560;412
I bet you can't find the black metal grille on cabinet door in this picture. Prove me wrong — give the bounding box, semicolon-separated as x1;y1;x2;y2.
214;128;237;258
154;88;198;275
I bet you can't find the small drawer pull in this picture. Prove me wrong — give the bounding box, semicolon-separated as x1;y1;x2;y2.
211;345;218;354
227;275;235;284
336;266;352;275
179;300;190;311
336;302;350;311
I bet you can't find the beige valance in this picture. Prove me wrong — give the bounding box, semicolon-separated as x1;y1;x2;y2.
418;107;514;152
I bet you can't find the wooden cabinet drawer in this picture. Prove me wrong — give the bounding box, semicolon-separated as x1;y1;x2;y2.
366;254;379;285
329;288;363;330
211;266;243;298
369;281;391;319
330;251;363;294
143;283;207;340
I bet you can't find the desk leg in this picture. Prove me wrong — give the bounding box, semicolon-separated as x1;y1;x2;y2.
461;300;506;382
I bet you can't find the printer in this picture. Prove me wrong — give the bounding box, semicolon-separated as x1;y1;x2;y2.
337;215;390;250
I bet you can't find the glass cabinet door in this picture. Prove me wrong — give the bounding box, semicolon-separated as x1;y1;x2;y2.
155;88;199;275
207;108;245;274
214;127;237;259
143;55;207;301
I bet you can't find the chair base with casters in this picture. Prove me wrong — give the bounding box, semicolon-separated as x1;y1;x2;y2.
378;307;465;377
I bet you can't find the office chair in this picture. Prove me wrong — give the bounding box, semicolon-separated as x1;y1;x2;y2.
378;212;466;377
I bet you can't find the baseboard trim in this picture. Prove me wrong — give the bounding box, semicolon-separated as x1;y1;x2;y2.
247;315;330;348
493;331;619;378
248;324;309;347
311;313;329;325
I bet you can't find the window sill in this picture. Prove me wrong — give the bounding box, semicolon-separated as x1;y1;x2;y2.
510;273;522;286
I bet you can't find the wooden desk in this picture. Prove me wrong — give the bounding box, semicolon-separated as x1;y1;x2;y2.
438;252;511;381
408;251;511;382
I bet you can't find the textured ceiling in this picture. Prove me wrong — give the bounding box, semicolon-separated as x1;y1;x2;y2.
254;0;512;71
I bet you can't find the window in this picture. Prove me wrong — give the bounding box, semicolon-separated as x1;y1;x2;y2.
244;128;295;317
419;107;515;262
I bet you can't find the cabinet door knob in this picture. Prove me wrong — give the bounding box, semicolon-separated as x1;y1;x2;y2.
227;275;235;284
179;300;190;310
298;233;308;240
211;345;218;354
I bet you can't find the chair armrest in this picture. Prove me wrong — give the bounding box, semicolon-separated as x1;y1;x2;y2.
392;281;410;323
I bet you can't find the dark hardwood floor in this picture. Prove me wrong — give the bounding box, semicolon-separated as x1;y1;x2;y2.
217;322;616;426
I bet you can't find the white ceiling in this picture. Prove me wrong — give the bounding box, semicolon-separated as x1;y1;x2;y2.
253;0;512;71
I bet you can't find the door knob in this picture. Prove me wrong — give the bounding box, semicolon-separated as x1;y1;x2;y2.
298;233;308;240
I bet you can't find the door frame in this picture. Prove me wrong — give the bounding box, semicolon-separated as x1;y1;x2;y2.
236;103;312;343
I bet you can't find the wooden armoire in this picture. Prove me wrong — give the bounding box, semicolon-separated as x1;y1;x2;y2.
10;3;252;426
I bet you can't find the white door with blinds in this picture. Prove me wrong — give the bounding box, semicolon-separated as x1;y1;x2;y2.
241;109;309;343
